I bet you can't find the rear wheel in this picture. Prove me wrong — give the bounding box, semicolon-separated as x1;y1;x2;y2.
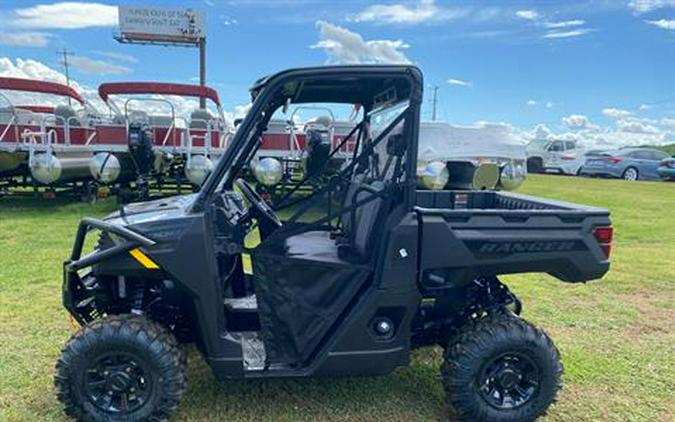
622;167;639;181
441;315;562;422
55;314;186;422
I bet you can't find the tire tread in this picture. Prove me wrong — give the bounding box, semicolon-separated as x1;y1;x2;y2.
54;314;186;422
441;314;563;422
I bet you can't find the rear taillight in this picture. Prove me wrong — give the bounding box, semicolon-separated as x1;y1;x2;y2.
609;157;622;164
593;226;614;258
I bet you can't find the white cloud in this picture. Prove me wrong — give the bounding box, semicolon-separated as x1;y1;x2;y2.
602;107;633;119
0;32;50;47
68;56;133;76
516;10;539;21
0;57;103;110
660;117;675;128
527;99;537;106
353;0;440;24
222;103;251;127
544;29;592;39
530;124;553;140
311;21;410;64
0;57;67;83
562;114;591;129
93;51;138;64
447;78;471;87
9;2;117;29
629;0;675;14
646;19;675;30
482;107;674;149
0;57;248;127
546;101;554;109
617;119;661;134
544;20;585;29
639;104;652;111
517;9;591;39
520;110;674;148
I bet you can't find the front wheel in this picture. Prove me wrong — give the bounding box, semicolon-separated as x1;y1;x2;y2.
441;315;562;422
54;314;187;422
526;158;543;174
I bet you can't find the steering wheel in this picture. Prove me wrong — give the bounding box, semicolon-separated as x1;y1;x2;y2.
234;179;283;228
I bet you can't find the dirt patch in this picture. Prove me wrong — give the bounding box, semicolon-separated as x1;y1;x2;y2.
615;291;675;338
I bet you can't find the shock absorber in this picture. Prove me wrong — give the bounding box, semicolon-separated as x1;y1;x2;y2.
130;283;145;315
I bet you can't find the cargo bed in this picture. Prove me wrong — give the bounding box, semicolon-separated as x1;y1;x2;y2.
415;190;612;286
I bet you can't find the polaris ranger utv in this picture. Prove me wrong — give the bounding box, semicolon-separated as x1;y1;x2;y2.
56;65;613;422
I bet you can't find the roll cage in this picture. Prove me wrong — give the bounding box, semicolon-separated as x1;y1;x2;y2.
193;65;423;213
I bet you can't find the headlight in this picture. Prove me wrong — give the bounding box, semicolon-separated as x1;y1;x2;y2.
499;162;526;191
417;161;449;190
253;157;283;186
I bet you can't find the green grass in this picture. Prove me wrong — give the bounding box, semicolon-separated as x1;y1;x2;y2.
1;174;674;421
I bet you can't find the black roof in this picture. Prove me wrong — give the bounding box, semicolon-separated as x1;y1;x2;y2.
249;65;423;107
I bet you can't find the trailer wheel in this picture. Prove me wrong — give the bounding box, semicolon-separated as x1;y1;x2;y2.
55;314;186;422
441;315;562;422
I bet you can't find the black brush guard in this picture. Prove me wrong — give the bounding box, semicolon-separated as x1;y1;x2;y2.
63;218;155;324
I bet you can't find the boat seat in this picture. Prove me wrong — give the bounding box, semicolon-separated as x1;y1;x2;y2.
54;105;80;126
149;115;174;127
190;109;211;129
0;107;13;124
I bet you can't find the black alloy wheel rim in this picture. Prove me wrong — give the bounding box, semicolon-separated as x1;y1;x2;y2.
84;353;153;414
477;351;540;410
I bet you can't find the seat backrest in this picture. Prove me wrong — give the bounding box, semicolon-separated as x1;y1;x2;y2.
340;173;365;234
149;115;174;127
352;181;386;257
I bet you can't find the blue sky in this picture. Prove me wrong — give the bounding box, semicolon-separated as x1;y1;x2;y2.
0;0;674;146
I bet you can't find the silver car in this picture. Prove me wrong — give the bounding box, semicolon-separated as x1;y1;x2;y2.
580;148;670;181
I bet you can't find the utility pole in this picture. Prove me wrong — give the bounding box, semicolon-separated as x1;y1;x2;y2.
431;85;439;121
58;48;73;106
198;38;206;109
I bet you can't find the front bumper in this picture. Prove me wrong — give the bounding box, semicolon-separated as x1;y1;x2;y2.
657;166;675;179
63;217;155;324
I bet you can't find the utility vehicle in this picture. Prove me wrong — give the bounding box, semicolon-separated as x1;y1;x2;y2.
56;65;613;422
526;138;584;175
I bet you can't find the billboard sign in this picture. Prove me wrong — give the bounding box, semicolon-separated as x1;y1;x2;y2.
118;6;205;44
